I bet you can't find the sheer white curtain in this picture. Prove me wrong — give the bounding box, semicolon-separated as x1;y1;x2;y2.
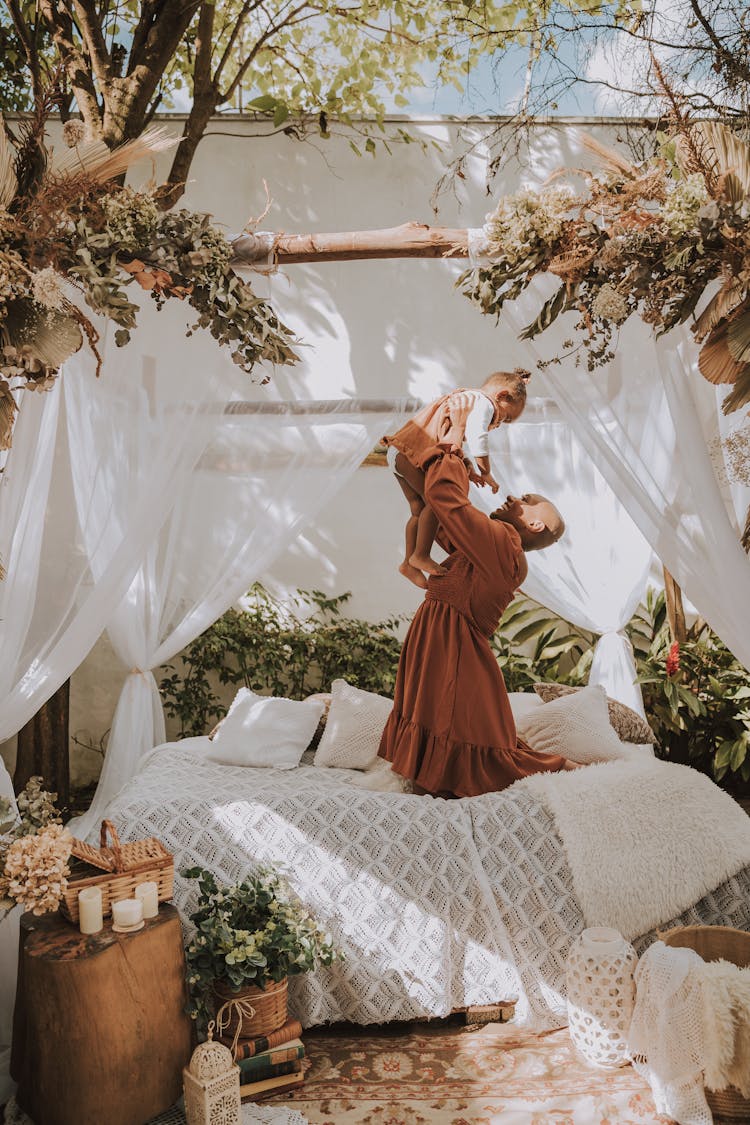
74;396;405;835
470;399;653;711
503;278;750;671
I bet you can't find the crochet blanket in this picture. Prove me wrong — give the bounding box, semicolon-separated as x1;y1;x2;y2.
520;758;750;940
98;744;750;1030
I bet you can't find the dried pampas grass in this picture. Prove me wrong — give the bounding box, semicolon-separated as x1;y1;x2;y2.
49;125;177;185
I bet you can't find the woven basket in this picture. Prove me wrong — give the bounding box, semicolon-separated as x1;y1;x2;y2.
212;978;288;1042
60;819;174;923
660;925;750;1120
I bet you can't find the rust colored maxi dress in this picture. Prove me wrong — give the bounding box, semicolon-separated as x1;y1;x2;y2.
378;444;566;798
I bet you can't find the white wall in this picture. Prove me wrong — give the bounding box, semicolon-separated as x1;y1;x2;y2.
1;115;650;785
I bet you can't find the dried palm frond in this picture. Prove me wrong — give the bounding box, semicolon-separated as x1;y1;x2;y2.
722;363;750;414
4;298;82;370
693;282;747;343
727;307;750;364
49;126;177;185
577;131;638;179
0;115;17;207
673;132;716;184
698;319;748;384
693;121;750;200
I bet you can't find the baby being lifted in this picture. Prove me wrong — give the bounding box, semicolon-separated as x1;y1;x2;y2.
383;368;530;587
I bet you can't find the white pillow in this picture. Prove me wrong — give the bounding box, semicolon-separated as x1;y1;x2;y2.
206;688;324;769
515;683;632;765
508;692;544;724
313;679;393;771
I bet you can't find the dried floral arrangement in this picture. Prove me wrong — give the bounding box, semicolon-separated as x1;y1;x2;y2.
0;98;298;452
0;776;71;919
460;116;750;414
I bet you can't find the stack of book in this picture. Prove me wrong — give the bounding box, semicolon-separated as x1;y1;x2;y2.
219;1017;306;1101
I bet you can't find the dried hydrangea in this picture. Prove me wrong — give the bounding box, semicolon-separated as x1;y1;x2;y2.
719;422;750;486
592;283;629;324
661;173;710;238
101;189;160;255
0;247;29;302
31;266;65;310
484;186;575;269
62;119;87;148
3;822;71;914
15;775;60;833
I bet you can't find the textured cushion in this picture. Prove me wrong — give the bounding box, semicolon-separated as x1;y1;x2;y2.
533;682;655;744
313;679;393;770
206;687;324;769
516;684;633;765
508;692;544;724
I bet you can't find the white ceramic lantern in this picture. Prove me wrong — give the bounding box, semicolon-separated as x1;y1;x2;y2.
183;1024;242;1125
566;926;638;1069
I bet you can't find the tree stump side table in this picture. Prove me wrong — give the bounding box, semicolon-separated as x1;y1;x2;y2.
11;904;193;1125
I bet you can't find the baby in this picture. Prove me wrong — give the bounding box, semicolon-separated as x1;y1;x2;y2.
384;369;530;587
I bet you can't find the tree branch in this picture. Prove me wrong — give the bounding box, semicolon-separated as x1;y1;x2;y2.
70;0;113;90
6;0;44;102
213;0;267;86
37;0;102;133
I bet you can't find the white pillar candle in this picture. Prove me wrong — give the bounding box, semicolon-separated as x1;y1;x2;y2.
112;898;143;928
135;881;159;919
78;887;103;934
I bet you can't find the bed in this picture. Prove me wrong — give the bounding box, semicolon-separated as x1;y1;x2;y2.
97;736;750;1031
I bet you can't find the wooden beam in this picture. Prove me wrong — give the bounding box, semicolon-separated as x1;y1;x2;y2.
232;222;470;267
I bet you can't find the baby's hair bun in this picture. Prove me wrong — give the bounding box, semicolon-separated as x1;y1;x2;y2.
514;367;531;384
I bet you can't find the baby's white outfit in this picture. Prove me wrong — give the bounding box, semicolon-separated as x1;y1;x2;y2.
388;391;495;478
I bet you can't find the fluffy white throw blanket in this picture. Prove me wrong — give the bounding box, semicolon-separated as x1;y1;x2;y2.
628;940;750;1125
519;758;750;940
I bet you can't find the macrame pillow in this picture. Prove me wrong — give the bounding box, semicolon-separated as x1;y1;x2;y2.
516;683;633;765
206;687;325;769
313;678;394;771
533;682;655;744
508;691;544;725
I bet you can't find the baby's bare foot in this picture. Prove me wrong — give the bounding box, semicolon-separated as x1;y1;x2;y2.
410;553;446;577
399;561;428;588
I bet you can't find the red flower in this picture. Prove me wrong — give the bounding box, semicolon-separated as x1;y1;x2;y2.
666;641;680;677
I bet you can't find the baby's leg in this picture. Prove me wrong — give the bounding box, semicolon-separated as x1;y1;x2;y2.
393;460;428;589
392;453;446;578
410;505;445;577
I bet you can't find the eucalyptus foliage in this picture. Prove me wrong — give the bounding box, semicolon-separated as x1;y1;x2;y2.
184;864;338;1029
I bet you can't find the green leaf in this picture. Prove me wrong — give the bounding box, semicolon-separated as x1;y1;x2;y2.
273;103;289;127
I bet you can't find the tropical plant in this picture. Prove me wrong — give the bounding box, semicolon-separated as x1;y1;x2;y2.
491;595;596;692
159;585;404;737
633;589;750;794
183;864;338;1029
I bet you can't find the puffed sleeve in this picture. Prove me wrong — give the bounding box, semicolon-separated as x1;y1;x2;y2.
422;448;521;583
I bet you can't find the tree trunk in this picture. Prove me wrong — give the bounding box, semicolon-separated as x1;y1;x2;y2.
663;566;687;644
14;679;70;811
160;89;219;209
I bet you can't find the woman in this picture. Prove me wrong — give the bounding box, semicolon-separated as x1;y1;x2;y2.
378;398;577;797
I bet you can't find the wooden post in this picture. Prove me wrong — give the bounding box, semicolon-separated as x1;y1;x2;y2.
663;566;687;644
14;678;70;811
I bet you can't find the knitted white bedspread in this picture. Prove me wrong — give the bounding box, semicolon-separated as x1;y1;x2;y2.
99;745;750;1030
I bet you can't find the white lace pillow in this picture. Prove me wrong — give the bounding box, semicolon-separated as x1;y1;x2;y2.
515;683;631;765
206;688;325;769
313;678;394;771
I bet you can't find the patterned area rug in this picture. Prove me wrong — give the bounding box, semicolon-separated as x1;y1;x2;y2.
264;1019;673;1124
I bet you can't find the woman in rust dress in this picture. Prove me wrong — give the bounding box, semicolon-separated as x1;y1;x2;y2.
378;418;571;798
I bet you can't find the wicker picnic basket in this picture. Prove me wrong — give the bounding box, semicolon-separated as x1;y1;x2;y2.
61;819;174;923
660;924;750;1120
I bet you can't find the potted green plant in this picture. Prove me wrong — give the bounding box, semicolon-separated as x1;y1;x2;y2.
183;865;338;1039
